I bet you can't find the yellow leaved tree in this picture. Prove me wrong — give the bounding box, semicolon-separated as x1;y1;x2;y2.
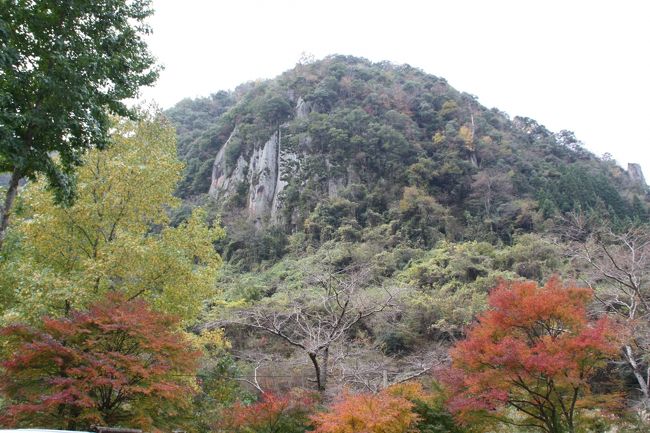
0;114;224;324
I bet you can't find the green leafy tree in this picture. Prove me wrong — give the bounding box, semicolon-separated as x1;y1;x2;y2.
394;186;450;248
0;0;159;250
186;328;247;433
0;115;224;324
401;241;505;338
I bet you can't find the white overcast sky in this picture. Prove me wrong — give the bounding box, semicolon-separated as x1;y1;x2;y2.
140;0;650;177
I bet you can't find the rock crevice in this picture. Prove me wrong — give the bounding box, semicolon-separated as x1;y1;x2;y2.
209;100;308;224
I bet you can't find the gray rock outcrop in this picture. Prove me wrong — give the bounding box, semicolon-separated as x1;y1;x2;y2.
209;99;308;225
208;95;364;226
628;163;646;187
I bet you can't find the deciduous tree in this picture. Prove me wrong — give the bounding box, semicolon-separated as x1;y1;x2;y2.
0;115;224;324
0;0;159;250
563;215;650;413
311;384;419;433
0;293;197;431
216;389;316;433
221;264;393;392
445;278;621;433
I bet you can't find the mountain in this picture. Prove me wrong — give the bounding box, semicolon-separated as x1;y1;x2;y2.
165;55;648;267
164;56;650;406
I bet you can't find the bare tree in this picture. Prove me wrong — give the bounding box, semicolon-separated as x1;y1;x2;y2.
215;264;394;392
232;354;269;394
469;169;514;219
561;213;650;413
337;345;447;394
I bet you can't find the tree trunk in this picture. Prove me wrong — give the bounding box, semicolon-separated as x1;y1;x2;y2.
308;352;323;391
0;168;21;252
624;345;650;410
308;349;330;392
320;347;329;390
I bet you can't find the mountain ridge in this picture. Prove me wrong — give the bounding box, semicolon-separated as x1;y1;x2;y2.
166;55;648;266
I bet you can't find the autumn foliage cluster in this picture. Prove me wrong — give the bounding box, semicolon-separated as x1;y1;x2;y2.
217;382;461;433
0;293;198;431
216;389;317;433
311;384;421;433
444;278;621;433
0;278;629;433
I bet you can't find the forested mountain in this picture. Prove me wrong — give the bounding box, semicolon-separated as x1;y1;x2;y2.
166;55;647;267
160;57;650;424
3;53;650;433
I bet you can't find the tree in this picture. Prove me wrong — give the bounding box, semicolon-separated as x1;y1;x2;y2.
445;278;621;433
563;216;650;412
0;115;224;324
0;292;198;431
310;384;420;433
401;241;502;339
400;382;467;433
469;169;513;221
395;186;450;248
258;93;293;127
216;389;316;433
187;328;247;433
0;0;159;250
224;264;393;392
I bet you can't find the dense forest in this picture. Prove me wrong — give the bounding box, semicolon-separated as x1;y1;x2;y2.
167;55;647;258
160;57;650;433
2;5;650;431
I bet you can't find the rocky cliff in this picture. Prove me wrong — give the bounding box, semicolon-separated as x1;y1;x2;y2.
628;163;647;187
208;98;310;225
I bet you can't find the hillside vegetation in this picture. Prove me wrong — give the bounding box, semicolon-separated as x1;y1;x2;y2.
2;54;649;433
162;55;650;431
168;55;646;251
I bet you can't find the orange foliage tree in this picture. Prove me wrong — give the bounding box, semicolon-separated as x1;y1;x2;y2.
216;389;317;433
444;278;621;433
311;383;422;433
0;293;198;431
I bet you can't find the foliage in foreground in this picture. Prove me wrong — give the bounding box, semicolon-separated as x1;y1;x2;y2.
0;0;158;248
444;278;622;433
0;115;224;324
311;382;463;433
0;293;198;431
214;381;464;433
216;389;317;433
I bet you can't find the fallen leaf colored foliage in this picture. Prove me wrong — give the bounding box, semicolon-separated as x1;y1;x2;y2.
216;388;317;433
444;277;622;433
0;292;198;431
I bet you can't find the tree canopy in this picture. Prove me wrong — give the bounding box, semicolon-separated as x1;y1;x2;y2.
0;292;198;431
445;278;621;433
0;114;224;324
0;0;159;249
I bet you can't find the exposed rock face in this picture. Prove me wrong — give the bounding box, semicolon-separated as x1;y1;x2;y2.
209;101;307;225
210;127;244;201
209;128;292;225
208;96;365;226
628;163;647;187
248;131;283;222
296;97;312;119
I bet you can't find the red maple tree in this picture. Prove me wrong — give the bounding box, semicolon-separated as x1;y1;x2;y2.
0;293;198;431
444;278;621;433
216;389;317;433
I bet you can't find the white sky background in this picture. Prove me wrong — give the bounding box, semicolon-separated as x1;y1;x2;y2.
140;0;650;177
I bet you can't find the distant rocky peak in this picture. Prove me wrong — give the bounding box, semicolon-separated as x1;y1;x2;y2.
628;163;646;187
